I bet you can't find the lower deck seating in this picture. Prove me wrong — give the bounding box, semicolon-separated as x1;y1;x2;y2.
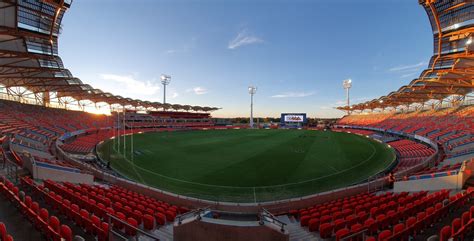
387;139;435;173
19;176;189;240
0;177;76;241
332;128;375;136
445;189;474;240
291;189;467;240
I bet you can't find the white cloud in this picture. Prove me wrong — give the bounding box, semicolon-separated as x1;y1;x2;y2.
165;37;197;55
186;87;209;95
389;61;427;72
271;91;315;98
99;74;160;96
400;72;419;78
228;29;264;50
165;49;180;54
333;96;376;106
171;92;179;98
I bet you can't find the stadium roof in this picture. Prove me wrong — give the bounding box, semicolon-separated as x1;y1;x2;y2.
0;0;219;112
338;0;474;112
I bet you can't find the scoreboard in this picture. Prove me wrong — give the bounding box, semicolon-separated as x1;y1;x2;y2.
280;113;307;128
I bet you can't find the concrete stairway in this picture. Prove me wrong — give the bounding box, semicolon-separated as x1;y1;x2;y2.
277;215;322;241
0;193;44;241
149;223;173;241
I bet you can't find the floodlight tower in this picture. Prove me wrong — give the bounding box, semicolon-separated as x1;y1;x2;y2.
248;86;257;128
160;74;171;109
343;79;352;114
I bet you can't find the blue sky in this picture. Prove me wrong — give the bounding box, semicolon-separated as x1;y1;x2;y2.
60;0;433;118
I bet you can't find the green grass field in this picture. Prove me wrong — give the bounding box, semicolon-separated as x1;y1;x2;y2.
97;129;395;203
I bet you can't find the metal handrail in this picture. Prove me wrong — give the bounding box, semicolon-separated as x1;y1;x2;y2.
340;228;368;241
259;208;287;232
175;207;211;224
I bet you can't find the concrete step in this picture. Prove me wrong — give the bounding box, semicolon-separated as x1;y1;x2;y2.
150;223;173;241
0;195;45;241
277;215;322;241
444;153;474;165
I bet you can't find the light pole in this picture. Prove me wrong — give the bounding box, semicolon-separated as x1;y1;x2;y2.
343;79;352;114
160;74;171;110
248;86;257;128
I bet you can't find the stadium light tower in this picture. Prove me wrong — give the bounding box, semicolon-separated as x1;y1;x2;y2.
248;86;257;128
343;79;352;114
160;74;171;108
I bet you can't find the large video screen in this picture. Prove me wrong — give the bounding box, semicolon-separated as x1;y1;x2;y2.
281;113;307;123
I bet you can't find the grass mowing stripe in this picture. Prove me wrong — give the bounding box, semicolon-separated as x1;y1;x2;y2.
97;130;395;202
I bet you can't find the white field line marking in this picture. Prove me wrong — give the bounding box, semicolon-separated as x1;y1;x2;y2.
120;152;146;184
114;137;378;189
326;164;339;172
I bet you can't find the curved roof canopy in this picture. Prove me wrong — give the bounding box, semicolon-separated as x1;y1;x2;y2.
338;0;473;112
0;0;219;112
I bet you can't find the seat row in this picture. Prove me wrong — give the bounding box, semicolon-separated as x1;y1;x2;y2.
0;177;75;241
21;177;112;241
28;178;184;238
362;189;474;241
296;190;450;240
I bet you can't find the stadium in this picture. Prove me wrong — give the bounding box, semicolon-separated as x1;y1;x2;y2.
0;0;473;241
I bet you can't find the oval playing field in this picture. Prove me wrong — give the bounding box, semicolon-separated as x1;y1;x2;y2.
97;129;396;203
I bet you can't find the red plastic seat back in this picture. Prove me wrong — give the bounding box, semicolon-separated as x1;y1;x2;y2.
439;225;451;241
470;206;474;219
90;214;100;225
461;211;470;226
31;202;40;213
60;225;72;241
143;214;154;230
49;216;60;231
0;222;7;241
125;217;138;236
406;216;416;227
451;218;461;233
80;209;89;219
378;230;392;241
25;196;32;207
39;208;49;221
335;228;350;241
71;204;79;212
319;223;334;239
393;223;405;234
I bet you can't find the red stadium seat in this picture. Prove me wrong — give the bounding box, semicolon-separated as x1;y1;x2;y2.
378;230;392;241
439;225;451;241
451;218;461;234
461;211;470;227
125;217;138;236
335;228;350;241
47;216;60;240
155;212;166;226
319;222;334;239
60;225;72;241
143;214;155;230
0;222;7;241
393;223;404;234
300;215;310;226
308;218;320;232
